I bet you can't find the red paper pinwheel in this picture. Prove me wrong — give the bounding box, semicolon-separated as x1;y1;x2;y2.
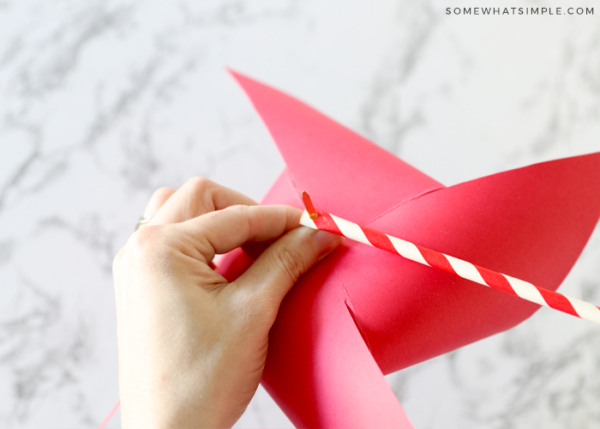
217;71;600;429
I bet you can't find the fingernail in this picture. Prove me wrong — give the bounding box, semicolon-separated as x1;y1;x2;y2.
312;229;344;260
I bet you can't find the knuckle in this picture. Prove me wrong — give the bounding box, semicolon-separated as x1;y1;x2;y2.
274;245;304;284
183;177;216;215
223;204;251;228
152;186;173;200
231;288;275;326
225;204;248;216
129;224;172;260
185;176;212;194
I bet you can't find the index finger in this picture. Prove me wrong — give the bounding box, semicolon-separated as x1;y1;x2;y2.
151;177;258;225
179;204;303;263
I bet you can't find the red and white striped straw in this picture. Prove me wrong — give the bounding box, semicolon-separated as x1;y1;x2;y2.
300;191;600;325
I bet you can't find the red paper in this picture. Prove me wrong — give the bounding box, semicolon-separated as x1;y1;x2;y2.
217;71;600;428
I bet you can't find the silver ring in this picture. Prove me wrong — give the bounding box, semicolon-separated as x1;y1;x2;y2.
135;215;153;231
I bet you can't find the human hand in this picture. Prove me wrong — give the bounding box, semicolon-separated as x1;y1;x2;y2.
113;178;343;428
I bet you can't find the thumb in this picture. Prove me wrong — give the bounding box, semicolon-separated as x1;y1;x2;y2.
234;226;344;307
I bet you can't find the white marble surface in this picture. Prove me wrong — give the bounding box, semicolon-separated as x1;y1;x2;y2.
1;0;600;427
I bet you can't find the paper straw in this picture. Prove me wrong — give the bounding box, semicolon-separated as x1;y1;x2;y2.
300;191;600;325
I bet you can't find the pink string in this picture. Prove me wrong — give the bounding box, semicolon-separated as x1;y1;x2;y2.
96;399;120;429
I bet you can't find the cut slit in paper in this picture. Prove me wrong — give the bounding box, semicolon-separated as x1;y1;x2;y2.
215;70;600;429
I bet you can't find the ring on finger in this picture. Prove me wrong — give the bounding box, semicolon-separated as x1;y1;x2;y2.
135;215;153;231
